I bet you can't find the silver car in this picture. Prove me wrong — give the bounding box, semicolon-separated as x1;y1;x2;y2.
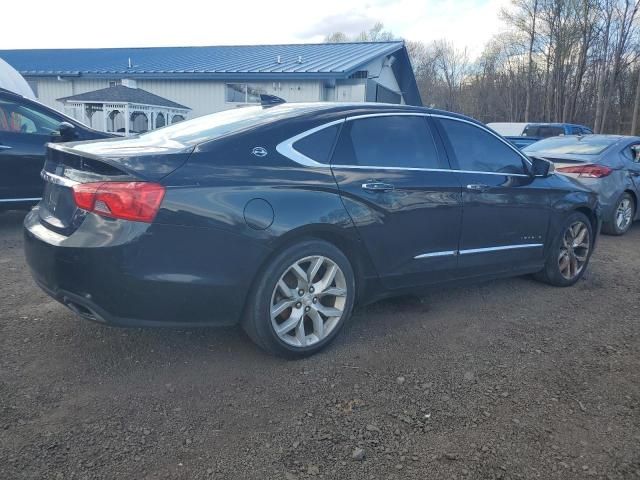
524;135;640;235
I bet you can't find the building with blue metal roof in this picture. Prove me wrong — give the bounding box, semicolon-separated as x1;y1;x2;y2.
0;42;420;134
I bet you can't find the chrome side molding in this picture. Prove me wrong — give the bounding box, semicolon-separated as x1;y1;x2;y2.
414;243;543;259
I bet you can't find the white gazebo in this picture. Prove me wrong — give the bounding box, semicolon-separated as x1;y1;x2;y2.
58;84;190;136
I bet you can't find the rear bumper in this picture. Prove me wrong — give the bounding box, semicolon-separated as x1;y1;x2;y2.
24;208;272;327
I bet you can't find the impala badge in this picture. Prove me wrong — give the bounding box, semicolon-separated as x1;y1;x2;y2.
252;146;268;157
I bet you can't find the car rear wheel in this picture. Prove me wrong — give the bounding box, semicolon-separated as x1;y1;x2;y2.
242;240;355;358
603;192;635;236
534;211;593;287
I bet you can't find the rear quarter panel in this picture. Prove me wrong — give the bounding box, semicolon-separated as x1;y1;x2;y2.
156;121;378;298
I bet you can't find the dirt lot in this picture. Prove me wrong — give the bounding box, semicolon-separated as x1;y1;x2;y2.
1;209;639;480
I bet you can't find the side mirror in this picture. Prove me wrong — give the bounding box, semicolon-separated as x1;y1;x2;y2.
529;156;554;177
57;122;76;142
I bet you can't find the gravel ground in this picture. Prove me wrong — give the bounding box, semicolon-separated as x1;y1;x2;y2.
1;209;639;480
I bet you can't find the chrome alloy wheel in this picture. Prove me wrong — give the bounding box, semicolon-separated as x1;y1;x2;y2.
558;221;591;280
616;198;633;231
270;256;347;347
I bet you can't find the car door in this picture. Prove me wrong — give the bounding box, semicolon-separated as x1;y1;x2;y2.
0;96;64;202
330;113;463;289
432;115;551;278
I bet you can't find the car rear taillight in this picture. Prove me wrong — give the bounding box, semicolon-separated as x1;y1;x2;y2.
556;164;612;178
72;182;165;223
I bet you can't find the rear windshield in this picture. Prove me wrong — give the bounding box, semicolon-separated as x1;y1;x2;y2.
523;125;564;138
138;104;322;146
524;136;618;155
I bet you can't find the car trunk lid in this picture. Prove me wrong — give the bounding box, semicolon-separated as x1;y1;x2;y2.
39;138;193;235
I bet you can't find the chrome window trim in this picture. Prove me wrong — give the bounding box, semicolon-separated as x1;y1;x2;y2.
276;111;533;176
275;118;345;168
0;197;41;203
414;243;543;259
40;170;80;187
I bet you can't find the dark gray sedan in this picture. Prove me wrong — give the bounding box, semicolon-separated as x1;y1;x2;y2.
524;135;640;235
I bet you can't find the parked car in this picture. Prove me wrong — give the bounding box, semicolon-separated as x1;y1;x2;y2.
24;101;601;357
524;134;640;235
0;88;113;210
488;122;593;149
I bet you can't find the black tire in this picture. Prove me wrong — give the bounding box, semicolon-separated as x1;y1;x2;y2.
602;192;635;236
242;239;356;358
534;211;593;287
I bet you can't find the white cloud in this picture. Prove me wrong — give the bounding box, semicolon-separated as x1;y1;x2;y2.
1;0;509;58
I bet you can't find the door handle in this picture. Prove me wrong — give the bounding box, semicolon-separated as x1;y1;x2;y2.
362;182;395;193
466;184;490;192
630;171;640;177
0;145;12;150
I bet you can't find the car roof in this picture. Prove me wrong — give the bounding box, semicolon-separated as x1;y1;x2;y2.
253;101;482;126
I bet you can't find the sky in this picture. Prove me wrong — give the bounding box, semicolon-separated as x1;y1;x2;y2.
2;0;510;57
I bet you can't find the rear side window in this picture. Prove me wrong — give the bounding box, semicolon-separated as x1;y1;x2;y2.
331;115;440;169
622;144;640;163
292;124;339;164
438;118;525;174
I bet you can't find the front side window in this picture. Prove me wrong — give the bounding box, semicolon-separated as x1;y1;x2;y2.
332;115;440;169
0;99;61;134
225;83;264;104
438;118;525;174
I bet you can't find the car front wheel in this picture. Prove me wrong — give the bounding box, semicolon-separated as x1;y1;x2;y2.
534;211;593;287
243;240;356;358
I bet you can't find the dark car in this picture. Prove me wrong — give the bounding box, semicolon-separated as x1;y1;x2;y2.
24;102;601;357
0;88;113;210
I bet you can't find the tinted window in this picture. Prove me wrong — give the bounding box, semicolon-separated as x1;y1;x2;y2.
293;124;339;164
570;126;581;135
332;116;439;168
0;99;61;134
439;118;525;174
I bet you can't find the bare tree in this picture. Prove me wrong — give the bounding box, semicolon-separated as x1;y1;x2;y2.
433;40;469;111
598;0;639;132
324;32;349;43
631;64;640;134
321;6;640;134
502;0;540;121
